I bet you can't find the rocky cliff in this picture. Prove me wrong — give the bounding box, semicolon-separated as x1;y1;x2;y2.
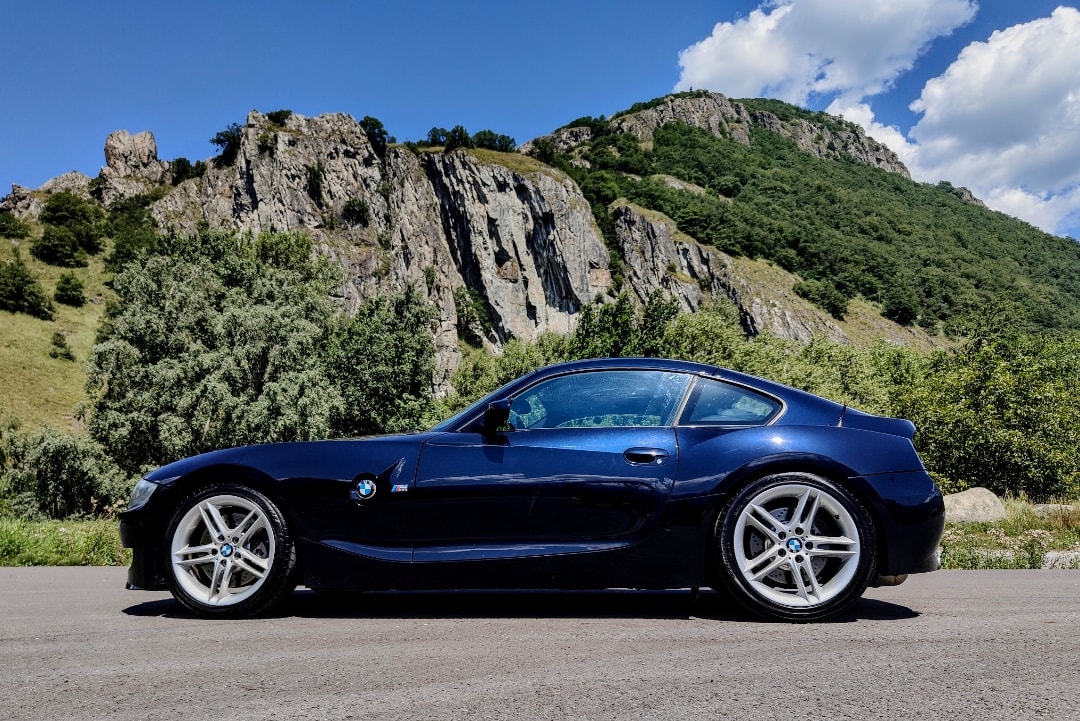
3;93;936;391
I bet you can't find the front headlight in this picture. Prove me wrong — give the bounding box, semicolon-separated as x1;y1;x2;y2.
128;478;159;511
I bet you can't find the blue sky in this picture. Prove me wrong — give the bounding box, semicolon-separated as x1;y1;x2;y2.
3;1;1078;238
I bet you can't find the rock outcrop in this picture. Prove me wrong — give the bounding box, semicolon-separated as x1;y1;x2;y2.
943;487;1007;523
4;97;934;392
523;92;910;179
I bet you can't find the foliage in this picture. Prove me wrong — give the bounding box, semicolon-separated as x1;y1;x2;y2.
360;115;389;158
104;193;159;271
549;105;1080;333
453;286;491;347
48;332;75;361
793;279;847;319
471;129;516;153
444;125;473;152
0;250;54;320
211;122;244;166
31;225;86;267
567;290;680;359
325;284;438;436
0;210;30;239
40;192;106;254
0;518;129;565
266;109;292;127
306;163;325;205
54;271;85;307
0;429;132;519
341;198;371;227
86;229;344;475
896;315;1080;501
170;157;207;185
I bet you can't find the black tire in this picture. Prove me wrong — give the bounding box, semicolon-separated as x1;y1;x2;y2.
164;483;297;618
713;472;876;622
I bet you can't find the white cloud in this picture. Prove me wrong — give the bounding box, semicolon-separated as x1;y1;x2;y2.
907;7;1080;236
675;0;977;105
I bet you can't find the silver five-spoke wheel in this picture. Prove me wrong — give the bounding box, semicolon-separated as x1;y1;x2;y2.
165;484;296;618
716;473;875;621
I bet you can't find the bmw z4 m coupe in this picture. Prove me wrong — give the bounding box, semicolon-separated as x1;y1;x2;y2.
119;357;944;621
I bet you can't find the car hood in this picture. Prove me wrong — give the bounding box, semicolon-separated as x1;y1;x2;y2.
144;432;443;484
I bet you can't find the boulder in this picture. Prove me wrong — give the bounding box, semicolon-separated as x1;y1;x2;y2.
943;487;1007;523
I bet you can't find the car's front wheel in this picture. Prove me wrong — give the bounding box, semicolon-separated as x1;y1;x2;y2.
714;472;876;621
165;483;297;618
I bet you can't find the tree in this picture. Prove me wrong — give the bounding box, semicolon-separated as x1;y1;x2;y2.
211;122;244;166
444;125;473;152
54;271;86;307
0;210;30;239
40;191;105;254
325;284;438;436
87;229;343;474
472;129;516;152
105;194;159;271
31;225;86;267
425;127;449;147
0;250;54;320
360;116;389;158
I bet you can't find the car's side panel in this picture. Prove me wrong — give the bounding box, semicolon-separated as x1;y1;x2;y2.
410;427;678;555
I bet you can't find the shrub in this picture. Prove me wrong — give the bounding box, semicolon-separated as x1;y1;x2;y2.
360;116;389;158
211;122;244;166
54;271;85;306
48;332;76;361
472;129;516;153
170;157;206;185
31;225;87;267
793;279;848;319
266;109;292;127
0;250;54;320
0;211;30;239
341;198;371;226
0;429;132;519
39;191;105;254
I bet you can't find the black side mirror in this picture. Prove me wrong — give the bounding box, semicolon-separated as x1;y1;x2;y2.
481;399;512;434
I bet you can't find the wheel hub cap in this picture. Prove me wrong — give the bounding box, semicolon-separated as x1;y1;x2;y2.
220;543;234;557
786;538;803;553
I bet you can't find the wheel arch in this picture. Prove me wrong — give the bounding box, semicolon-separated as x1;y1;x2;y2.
702;453;891;580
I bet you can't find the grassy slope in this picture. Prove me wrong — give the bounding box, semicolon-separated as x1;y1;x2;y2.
0;237;109;431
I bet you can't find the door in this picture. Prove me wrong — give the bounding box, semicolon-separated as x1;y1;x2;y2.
410;369;692;561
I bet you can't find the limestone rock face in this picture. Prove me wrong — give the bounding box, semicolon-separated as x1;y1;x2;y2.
610;93;754;147
97;130;169;205
612;202;847;342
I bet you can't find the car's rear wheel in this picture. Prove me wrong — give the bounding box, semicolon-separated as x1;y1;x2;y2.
165;483;297;618
714;472;876;621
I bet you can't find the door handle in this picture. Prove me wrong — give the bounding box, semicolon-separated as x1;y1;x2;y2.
623;447;669;465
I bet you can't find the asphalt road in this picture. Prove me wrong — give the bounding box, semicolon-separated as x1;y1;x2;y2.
1;568;1078;721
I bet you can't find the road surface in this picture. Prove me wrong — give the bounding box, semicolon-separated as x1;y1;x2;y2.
1;568;1078;720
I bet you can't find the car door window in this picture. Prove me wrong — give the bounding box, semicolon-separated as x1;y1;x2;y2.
678;377;780;426
508;370;692;429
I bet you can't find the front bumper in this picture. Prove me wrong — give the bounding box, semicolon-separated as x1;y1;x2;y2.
118;512;166;591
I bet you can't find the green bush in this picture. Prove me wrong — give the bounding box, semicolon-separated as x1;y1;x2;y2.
0;250;54;320
48;332;75;361
54;271;85;306
360;116;389;158
266;109;292;127
211;122;243;166
0;211;30;239
31;225;87;267
0;429;133;519
170;157;206;185
341;198;371;226
793;278;848;319
39;191;105;254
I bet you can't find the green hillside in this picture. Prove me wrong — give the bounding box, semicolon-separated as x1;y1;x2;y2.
545;97;1080;334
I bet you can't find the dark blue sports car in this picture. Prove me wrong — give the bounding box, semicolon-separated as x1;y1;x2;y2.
119;357;943;621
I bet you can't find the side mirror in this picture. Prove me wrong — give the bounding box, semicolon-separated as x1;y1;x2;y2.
482;399;512;434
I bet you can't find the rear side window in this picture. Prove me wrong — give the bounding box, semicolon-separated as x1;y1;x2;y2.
678;377;780;426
